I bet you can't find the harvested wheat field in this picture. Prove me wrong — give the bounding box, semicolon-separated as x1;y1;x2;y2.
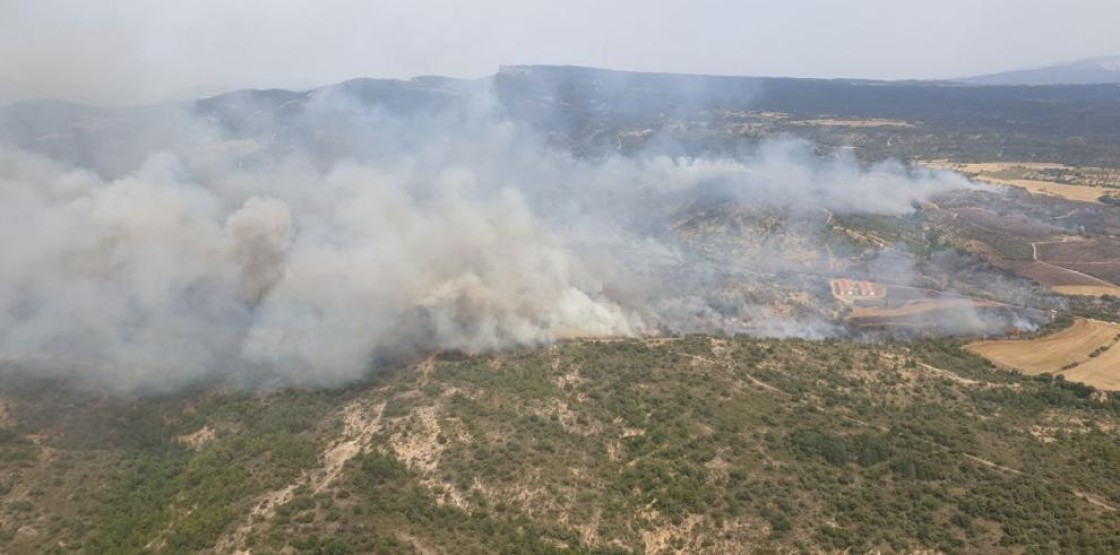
989;178;1106;203
967;318;1120;390
923;161;1117;204
1052;285;1120;297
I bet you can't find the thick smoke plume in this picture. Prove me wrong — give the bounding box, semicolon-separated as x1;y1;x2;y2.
0;88;979;391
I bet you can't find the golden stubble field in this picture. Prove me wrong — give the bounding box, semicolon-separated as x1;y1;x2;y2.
924;161;1120;204
1052;285;1120;296
967;318;1120;391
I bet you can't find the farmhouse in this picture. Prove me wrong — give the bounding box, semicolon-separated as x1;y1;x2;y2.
830;278;887;307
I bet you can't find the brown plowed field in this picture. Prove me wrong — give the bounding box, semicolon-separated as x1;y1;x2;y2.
951;207;1059;240
1001;261;1102;288
1034;238;1120;285
1036;238;1120;262
1056;263;1120;286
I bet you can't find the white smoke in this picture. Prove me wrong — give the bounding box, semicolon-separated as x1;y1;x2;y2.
0;94;977;391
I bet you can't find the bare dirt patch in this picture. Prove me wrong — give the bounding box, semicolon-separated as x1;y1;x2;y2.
174;426;215;450
387;405;444;473
639;512;767;554
915;362;984;387
215;399;386;554
1074;491;1119;512
1029;411;1120;443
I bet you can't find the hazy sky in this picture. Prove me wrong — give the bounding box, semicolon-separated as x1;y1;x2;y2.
3;0;1120;105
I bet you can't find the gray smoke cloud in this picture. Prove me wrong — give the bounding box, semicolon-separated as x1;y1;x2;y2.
0;89;982;392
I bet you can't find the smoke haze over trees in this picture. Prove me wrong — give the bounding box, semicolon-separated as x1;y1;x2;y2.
0;84;986;391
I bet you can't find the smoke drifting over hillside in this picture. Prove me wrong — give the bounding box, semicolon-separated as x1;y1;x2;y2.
0;88;980;391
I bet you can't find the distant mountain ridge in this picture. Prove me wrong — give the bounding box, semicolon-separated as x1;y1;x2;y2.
8;63;1120;173
962;55;1120;85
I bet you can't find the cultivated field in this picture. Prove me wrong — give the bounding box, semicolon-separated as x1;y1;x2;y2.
985;178;1106;204
1052;285;1120;297
1037;237;1120;264
926;161;1120;204
949;207;1059;241
790;117;915;128
1002;261;1106;289
967;318;1120;390
951;225;1120;296
1053;262;1120;287
848;298;1006;331
1034;238;1120;290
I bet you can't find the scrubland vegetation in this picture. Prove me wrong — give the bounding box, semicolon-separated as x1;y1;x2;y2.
2;335;1118;553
